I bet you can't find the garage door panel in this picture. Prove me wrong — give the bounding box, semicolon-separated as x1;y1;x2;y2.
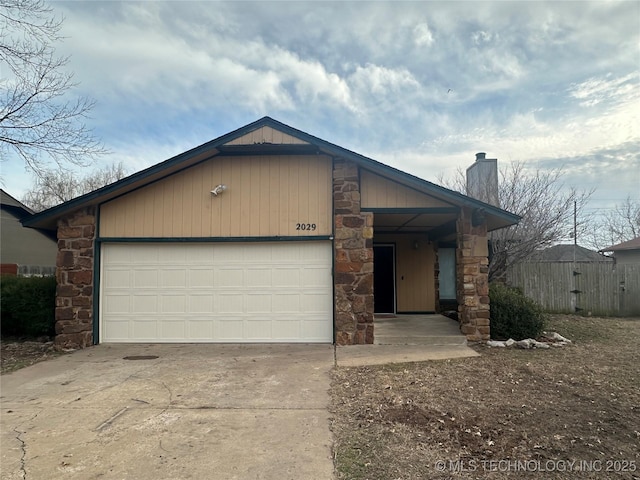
246;294;272;313
133;295;157;313
189;295;214;313
272;322;299;340
218;293;244;313
217;317;245;340
272;268;301;287
131;319;157;339
246;268;272;287
104;270;130;288
187;319;214;339
104;319;129;340
101;242;332;343
104;294;130;314
159;269;187;288
159;321;185;340
272;293;301;312
135;248;160;264
185;245;214;263
189;269;215;288
133;269;158;288
216;268;244;288
302;320;331;338
246;319;273;340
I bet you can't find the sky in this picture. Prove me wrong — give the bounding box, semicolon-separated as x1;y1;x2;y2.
1;1;639;233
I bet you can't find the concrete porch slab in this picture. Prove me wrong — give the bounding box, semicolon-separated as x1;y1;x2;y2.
335;344;479;367
336;314;479;367
374;314;467;346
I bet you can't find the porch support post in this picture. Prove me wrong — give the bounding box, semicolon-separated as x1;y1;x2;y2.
55;207;96;349
456;207;490;341
333;159;374;345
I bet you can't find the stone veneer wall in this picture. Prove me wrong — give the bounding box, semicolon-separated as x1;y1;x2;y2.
55;207;96;348
456;207;490;341
333;160;375;345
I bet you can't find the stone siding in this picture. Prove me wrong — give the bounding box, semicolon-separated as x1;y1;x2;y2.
333;160;374;345
55;207;96;348
456;207;490;341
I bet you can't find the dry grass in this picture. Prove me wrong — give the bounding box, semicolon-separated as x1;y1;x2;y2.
0;339;63;374
330;315;640;479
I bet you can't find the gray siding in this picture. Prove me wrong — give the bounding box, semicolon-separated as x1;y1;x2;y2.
1;209;57;268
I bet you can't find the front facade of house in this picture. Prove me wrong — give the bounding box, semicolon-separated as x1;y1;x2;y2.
25;118;519;348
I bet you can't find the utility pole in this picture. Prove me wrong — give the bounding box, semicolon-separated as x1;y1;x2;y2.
573;200;577;246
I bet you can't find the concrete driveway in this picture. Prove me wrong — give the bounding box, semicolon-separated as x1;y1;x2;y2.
0;344;335;480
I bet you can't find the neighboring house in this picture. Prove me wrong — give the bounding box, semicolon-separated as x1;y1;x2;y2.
599;236;640;265
529;244;613;263
1;189;57;276
23;117;519;348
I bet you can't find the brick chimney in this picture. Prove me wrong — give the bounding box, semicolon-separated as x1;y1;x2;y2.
466;152;499;207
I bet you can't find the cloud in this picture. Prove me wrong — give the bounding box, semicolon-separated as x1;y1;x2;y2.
568;73;638;107
414;22;435;47
4;0;637;217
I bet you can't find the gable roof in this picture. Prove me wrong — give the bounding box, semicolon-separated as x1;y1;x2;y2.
1;189;34;219
23;116;520;231
600;236;640;252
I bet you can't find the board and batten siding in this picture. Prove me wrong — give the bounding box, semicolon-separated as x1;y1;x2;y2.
99;155;332;238
361;170;453;209
225;126;309;146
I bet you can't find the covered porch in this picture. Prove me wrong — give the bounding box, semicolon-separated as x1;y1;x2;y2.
332;159;520;345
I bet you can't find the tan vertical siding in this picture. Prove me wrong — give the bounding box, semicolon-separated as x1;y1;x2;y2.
361;170;452;209
225;126;309;146
99;155;332;238
376;234;436;311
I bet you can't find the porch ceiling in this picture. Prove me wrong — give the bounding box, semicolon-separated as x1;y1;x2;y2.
372;212;458;236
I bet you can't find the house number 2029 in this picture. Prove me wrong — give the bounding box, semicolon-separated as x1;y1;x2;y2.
296;223;317;231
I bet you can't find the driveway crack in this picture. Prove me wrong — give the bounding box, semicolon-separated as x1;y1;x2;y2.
11;411;40;480
13;426;27;480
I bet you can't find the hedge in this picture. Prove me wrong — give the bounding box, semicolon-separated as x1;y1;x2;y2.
489;283;547;340
0;276;56;338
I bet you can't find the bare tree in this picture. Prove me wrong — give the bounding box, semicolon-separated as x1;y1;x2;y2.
0;0;104;174
439;161;592;281
590;196;640;249
22;162;127;211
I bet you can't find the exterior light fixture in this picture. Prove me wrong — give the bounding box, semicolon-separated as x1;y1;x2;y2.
211;184;227;196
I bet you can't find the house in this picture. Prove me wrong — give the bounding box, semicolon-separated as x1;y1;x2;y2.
599;236;640;265
1;189;57;276
23;117;519;348
529;244;613;263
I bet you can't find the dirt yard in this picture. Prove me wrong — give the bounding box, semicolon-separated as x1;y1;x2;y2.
331;315;640;479
0;338;63;374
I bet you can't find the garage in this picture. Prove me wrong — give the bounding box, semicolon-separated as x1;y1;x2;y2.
100;242;333;343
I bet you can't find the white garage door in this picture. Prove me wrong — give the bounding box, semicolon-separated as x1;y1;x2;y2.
100;242;333;343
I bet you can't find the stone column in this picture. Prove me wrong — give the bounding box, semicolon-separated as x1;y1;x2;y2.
55;207;96;348
333;160;374;345
456;207;490;341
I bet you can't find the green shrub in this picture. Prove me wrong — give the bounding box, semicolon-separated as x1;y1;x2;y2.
490;283;547;340
1;276;57;338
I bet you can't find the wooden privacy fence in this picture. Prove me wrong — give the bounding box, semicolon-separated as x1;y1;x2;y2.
506;262;640;317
